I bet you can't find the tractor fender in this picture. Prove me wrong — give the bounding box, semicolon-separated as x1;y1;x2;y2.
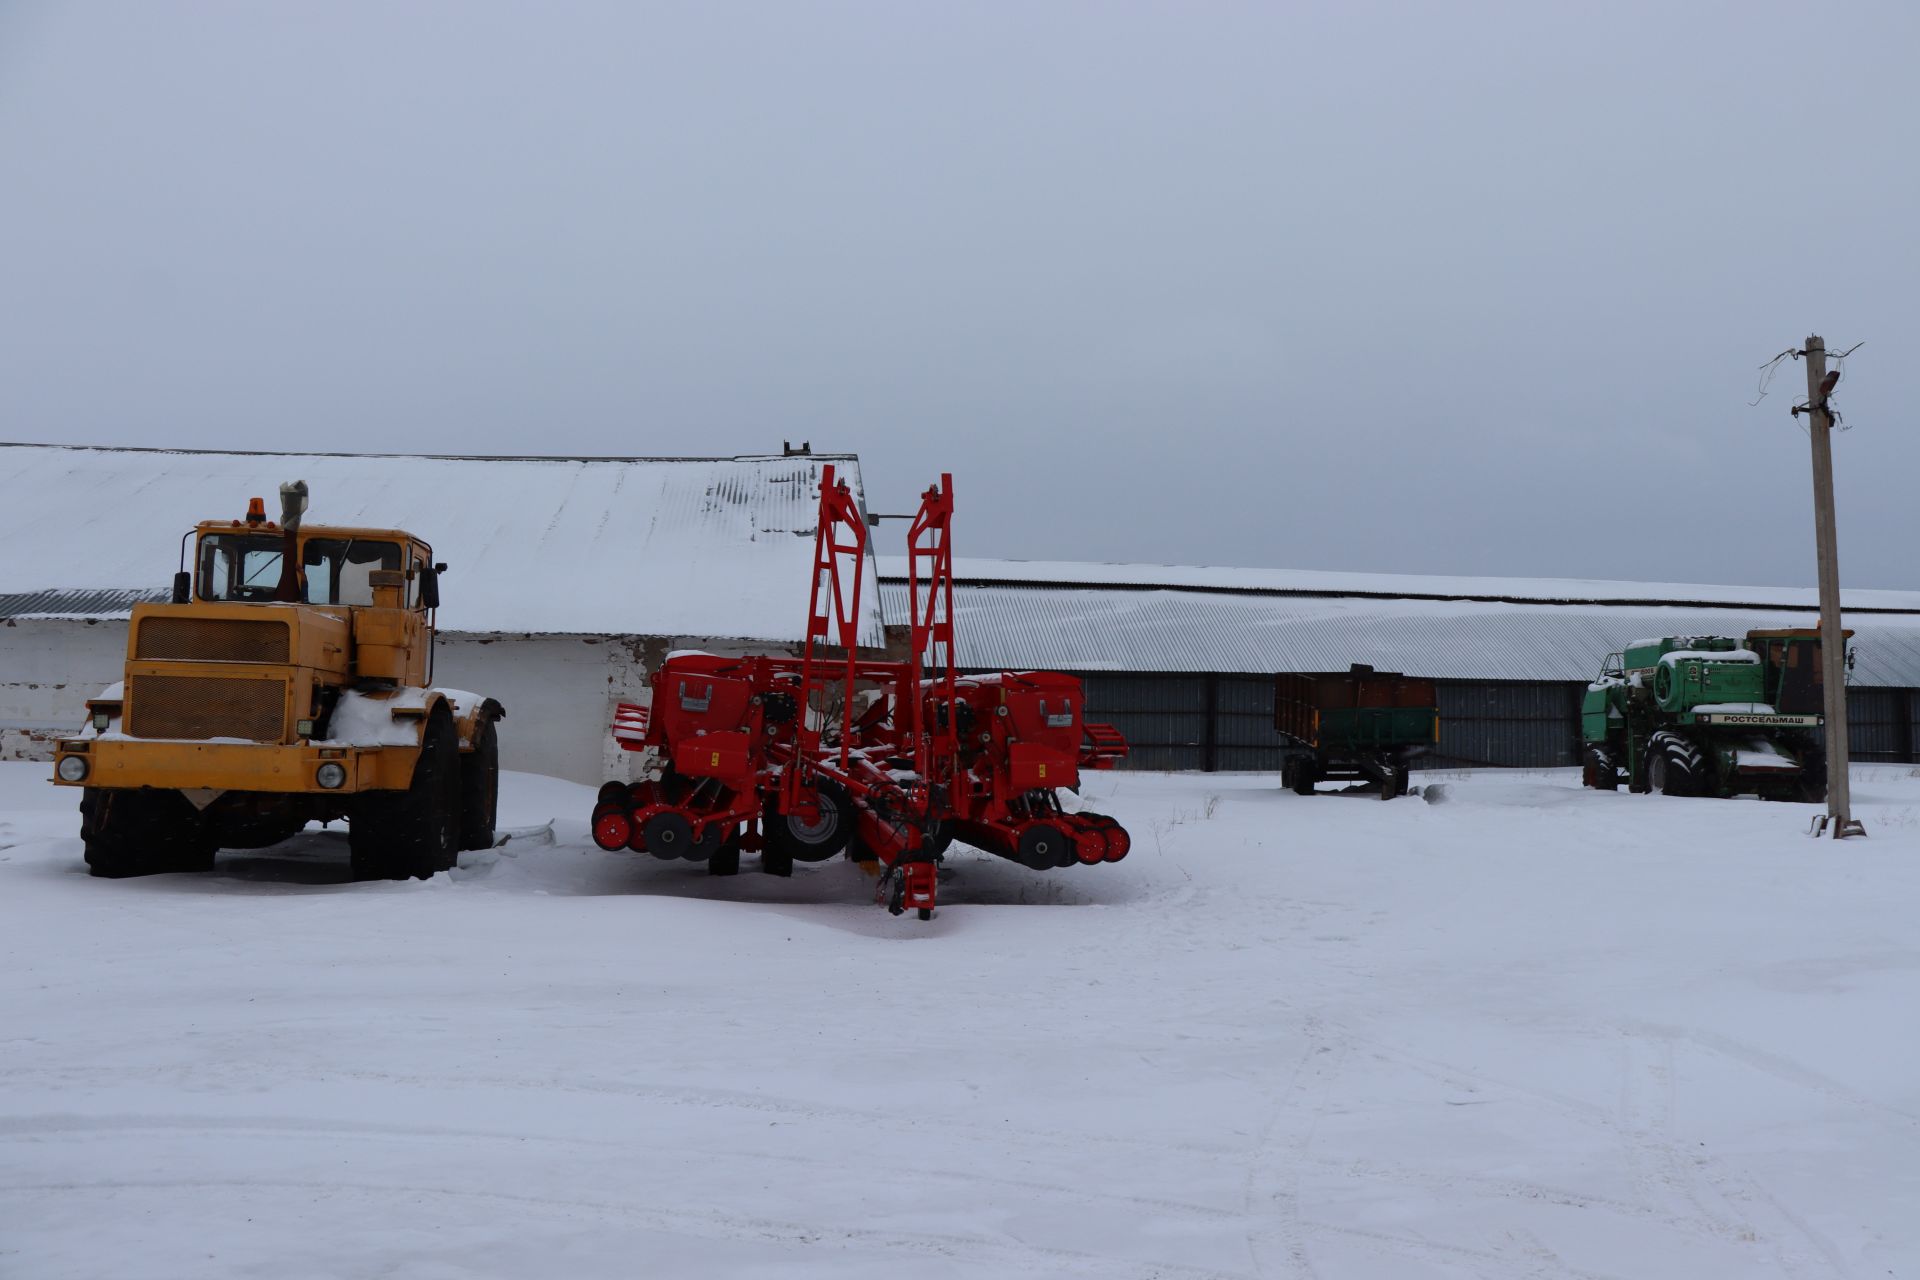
439;689;506;752
321;687;501;749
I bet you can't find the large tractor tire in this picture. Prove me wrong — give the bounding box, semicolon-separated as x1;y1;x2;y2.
1647;733;1700;798
763;783;852;863
81;788;216;878
1582;747;1620;791
1798;748;1829;804
1290;760;1319;797
458;717;500;852
349;703;460;881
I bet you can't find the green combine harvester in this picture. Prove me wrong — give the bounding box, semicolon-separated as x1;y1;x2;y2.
1580;628;1844;800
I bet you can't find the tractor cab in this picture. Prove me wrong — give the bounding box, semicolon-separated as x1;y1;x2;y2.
192;526;436;610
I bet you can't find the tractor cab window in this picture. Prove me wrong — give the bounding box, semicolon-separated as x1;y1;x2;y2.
197;533;289;602
302;538;404;605
198;533;405;605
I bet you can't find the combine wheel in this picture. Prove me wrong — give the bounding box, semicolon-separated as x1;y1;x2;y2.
642;811;692;861
1582;747;1619;791
458;718;500;851
1016;823;1069;871
1798;749;1829;804
349;703;460;880
764;784;852;863
81;788;215;878
1648;734;1698;798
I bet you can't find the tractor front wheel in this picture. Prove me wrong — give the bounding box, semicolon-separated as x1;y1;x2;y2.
349;704;461;880
81;788;215;878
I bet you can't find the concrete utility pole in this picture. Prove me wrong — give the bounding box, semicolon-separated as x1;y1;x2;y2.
1801;335;1861;837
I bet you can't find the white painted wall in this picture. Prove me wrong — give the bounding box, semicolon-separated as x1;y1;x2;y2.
0;618;128;759
0;618;795;785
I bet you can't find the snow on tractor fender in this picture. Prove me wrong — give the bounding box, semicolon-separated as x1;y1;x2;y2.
321;687;503;750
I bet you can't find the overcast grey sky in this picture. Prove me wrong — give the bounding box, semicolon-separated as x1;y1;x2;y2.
2;1;1914;588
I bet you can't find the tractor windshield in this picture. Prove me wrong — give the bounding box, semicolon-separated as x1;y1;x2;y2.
198;533;405;606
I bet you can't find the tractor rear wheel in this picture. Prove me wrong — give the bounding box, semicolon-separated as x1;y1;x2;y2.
82;788;215;878
349;703;460;880
764;784;852;863
458;717;500;852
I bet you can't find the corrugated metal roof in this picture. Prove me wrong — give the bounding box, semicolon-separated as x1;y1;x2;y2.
0;588;168;621
876;555;1920;614
0;444;883;644
878;581;1920;688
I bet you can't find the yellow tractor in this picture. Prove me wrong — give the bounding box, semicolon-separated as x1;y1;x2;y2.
51;483;503;880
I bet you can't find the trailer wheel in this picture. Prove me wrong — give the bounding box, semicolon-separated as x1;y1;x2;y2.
458;718;500;852
1290;761;1318;796
349;703;460;880
764;783;852;863
81;788;215;878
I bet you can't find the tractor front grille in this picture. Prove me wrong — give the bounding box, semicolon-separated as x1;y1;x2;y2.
136;616;290;664
127;675;287;742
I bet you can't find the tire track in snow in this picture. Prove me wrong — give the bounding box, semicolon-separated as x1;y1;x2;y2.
0;1111;1250;1234
0;1177;1254;1280
1239;1015;1344;1279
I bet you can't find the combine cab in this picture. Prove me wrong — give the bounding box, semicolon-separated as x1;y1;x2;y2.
592;470;1130;919
1580;629;1839;800
52;484;503;880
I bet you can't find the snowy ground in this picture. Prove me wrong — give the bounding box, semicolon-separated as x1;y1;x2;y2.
3;762;1919;1279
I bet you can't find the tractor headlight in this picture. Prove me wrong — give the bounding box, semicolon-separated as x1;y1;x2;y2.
57;755;89;783
315;762;347;790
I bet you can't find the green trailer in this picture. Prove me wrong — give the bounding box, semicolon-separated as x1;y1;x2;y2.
1273;665;1439;799
1580;628;1843;800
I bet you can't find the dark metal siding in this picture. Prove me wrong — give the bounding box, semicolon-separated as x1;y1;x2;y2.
1072;672;1920;772
1427;681;1585;769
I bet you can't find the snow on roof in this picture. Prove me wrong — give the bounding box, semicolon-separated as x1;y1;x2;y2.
877;555;1920;614
875;582;1920;686
0;444;883;645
